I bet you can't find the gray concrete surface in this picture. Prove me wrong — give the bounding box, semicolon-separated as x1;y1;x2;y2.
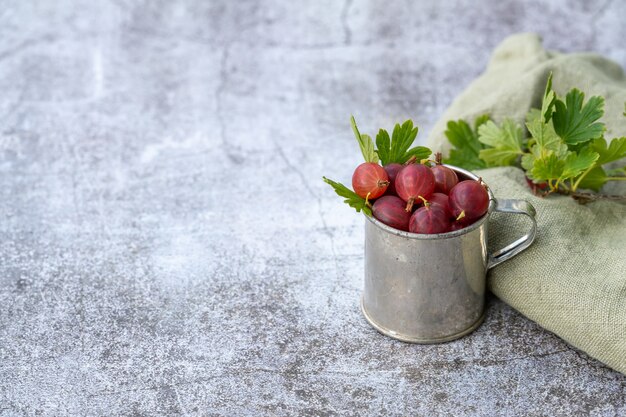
1;1;625;415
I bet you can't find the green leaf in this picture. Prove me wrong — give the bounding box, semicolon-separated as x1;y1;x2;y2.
351;116;379;163
375;129;391;165
376;120;432;165
446;149;487;171
521;153;536;174
361;134;378;163
577;166;607;191
526;116;564;155
390;120;419;163
526;108;541;125
477;119;524;166
552;89;605;145
376;120;429;164
589;136;626;165
404;146;432;161
541;72;556;123
446;120;480;153
478;148;520;167
474;114;491;131
322;177;372;216
443;118;488;170
531;153;564;181
562;148;599;179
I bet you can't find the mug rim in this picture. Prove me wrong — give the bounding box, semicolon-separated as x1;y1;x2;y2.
365;164;496;240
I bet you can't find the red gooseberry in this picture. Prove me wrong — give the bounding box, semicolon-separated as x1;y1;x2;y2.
352;162;389;200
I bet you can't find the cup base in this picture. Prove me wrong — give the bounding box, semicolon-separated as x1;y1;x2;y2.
360;296;486;344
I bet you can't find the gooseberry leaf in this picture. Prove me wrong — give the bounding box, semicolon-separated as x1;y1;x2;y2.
562;148;599;179
375;129;391;165
590;136;626;165
403;145;432;162
322;177;372;216
390;120;419;163
375;120;427;164
521;154;537;180
526;114;565;156
477;119;524;166
443;116;490;170
541;72;556;123
553;89;605;145
577;166;608;191
531;153;564;181
351;116;379;163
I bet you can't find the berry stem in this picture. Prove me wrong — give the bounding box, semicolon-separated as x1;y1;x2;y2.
405;197;415;212
404;155;417;165
559;190;626;204
456;210;466;221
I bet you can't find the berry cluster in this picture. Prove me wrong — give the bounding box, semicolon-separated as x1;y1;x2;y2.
353;160;490;234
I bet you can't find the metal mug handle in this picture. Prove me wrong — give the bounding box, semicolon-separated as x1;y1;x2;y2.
487;199;537;269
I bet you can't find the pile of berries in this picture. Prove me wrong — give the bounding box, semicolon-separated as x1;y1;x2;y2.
353;159;490;234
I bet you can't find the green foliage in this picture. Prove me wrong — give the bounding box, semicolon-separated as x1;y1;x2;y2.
323;118;432;214
526;109;565;156
443;73;626;198
443;115;490;170
552;89;605;145
477;119;524;166
577;167;608;191
590;136;626;165
351;116;378;163
562;148;600;179
375;129;391;164
540;72;556;123
322;177;372;216
531;153;564;181
376;120;429;165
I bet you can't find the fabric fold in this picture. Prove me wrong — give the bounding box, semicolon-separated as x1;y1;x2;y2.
427;33;626;374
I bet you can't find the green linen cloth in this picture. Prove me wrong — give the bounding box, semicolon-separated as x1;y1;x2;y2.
427;33;626;374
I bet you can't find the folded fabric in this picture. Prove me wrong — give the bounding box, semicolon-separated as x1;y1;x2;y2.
427;33;626;374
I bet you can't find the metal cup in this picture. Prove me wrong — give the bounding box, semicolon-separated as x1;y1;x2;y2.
361;165;537;343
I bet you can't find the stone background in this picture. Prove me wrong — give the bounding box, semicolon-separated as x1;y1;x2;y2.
1;0;625;415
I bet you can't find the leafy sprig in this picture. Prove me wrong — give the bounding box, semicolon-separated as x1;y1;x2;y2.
553;89;605;145
376;120;430;165
477;119;525;166
322;177;372;216
443;115;490;170
351;116;378;163
324;117;432;214
443;73;626;199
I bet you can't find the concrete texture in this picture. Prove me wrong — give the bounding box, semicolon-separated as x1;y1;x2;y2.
1;0;625;415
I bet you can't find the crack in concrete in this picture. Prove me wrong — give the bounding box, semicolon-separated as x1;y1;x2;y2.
85;368;279;399
216;44;245;165
273;141;340;277
29;347;589;402
272;141;348;324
